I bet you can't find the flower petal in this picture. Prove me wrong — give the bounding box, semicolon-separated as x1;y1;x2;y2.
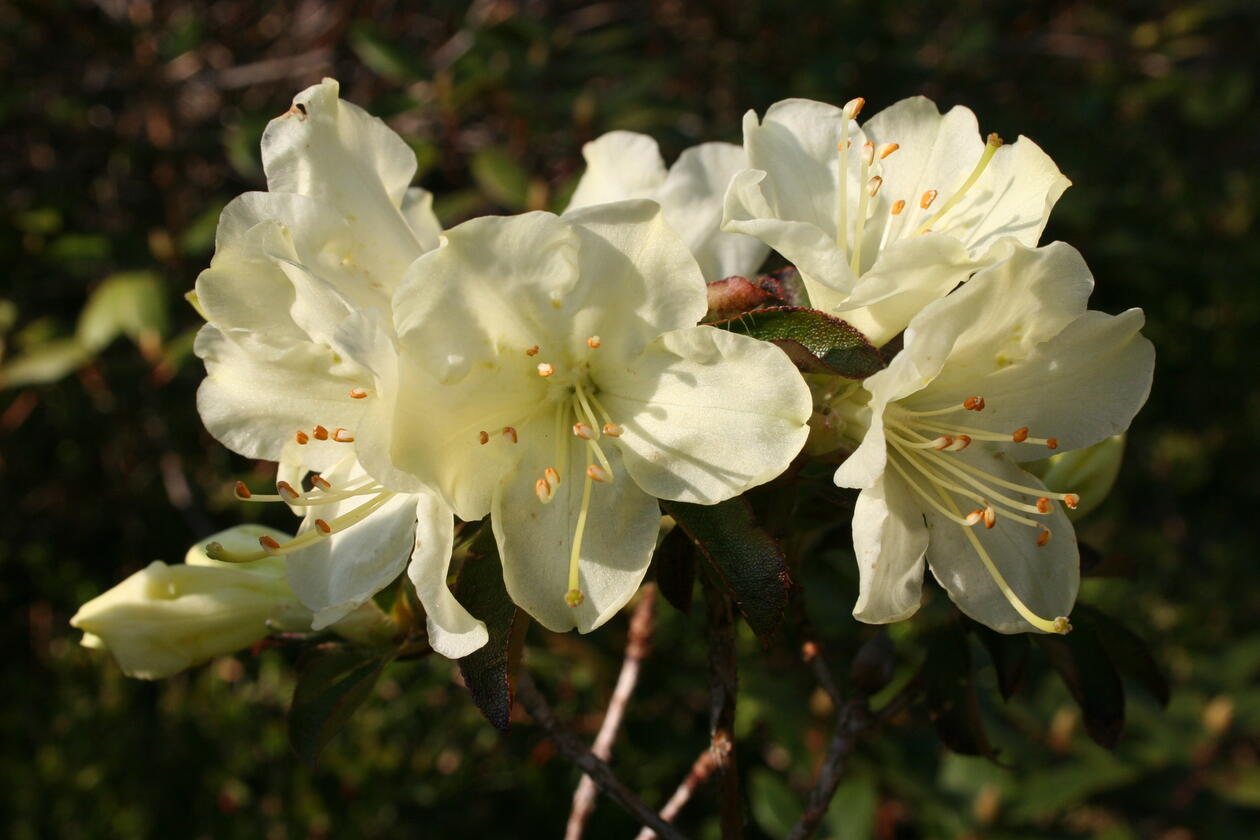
565;131;667;210
595;326;811;504
407;492;488;659
850;471;929;624
400;186;442;253
923;454;1079;634
656;142;769;281
262;78;423;289
491;415;660;633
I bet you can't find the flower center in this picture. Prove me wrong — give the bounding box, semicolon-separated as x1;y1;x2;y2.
882;397;1075;635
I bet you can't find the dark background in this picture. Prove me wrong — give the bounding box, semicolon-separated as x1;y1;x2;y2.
3;1;1259;837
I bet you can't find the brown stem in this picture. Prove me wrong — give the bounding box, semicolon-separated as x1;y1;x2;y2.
703;577;743;839
515;669;686;840
633;748;722;840
784;698;870;840
565;585;658;840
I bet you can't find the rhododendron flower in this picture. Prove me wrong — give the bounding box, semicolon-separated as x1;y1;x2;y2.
349;201;812;632
724;96;1069;345
830;243;1153;633
565;131;769;282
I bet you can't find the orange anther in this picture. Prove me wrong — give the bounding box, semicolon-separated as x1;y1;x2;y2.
313;425;329;441
1046;438;1059;450
891;200;906;215
295;430;309;445
525;345;539;356
1012;427;1029;443
479;430;490;445
1036;497;1052;514
920;189;938;209
332;428;355;443
259;535;282;551
233;481;252;499
276;480;299;500
311;474;332;491
349;388;368;399
315;519;332;534
502;426;518;444
1063;493;1080;510
1036;528;1052;547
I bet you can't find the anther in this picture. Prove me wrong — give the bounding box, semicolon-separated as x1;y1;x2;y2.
544;467;560;488
931;435;954;450
1036;497;1052;514
983;506;997;529
963;396;986;411
503;426;518;444
920;189;938;209
1036;527;1052;547
842;97;865;120
602;423;623;437
586;464;610;483
861;140;875;167
877;142;899;159
565;588;586;607
891;200;905;215
867;175;883;196
534;478;552;503
987;132;1005;148
1063;493;1080;510
332;428;354;443
479;430;490;445
573;422;594;440
1012;427;1030;443
234;481;252;500
587;336;602;349
965;509;986;526
349;388;368;399
526;345;539;356
315;519;332;534
311;474;332;491
946;434;972;451
1046;438;1059;450
277;481;300;501
259;535;282;553
295;430;309;445
313;425;329;441
1052;617;1072;634
537;362;554;377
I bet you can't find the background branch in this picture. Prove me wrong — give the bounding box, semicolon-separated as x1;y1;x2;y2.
634;748;722;840
703;577;743;839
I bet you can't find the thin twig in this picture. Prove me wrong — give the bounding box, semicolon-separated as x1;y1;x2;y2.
784;698;870;840
703;578;743;839
634;748;722;840
515;669;686;840
565;585;658;840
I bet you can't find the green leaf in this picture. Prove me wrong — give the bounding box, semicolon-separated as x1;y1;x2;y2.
711;306;885;378
823;772;878;839
968;621;1031;701
470;147;530;211
1077;605;1169;707
76;272;168;352
1035;614;1126;749
0;338;91;389
652;526;696;614
661;498;791;643
288;647;392;768
749;767;801;836
454;534;525;730
922;623;995;758
349;22;424;83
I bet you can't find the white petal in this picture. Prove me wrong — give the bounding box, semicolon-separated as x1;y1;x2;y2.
832;399;888;490
565;131;667;210
195;325;366;468
262;78;423;288
596;326;811;504
400;187;442;253
850;471;929;624
491;415;661;633
656;142;769;281
286;472;418;630
923;454;1079;634
406;493;488;659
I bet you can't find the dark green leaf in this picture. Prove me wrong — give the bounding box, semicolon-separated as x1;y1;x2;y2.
710;306;885;378
662;498;791;643
652;525;696;614
1077;605;1170;707
454;537;525;730
288;647;392;768
969;621;1032;701
923;623;995;758
1035;615;1126;749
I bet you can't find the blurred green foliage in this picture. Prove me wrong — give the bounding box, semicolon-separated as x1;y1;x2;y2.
2;0;1259;837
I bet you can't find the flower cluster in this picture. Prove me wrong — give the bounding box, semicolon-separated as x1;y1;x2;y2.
74;81;1153;678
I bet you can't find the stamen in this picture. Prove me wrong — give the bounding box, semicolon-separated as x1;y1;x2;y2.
946;435;972;451
544;467;560;488
566;469;596;608
349;388;368;399
537;363;555;377
311;474;332;491
602;423;623;437
963;396;986;411
1012;427;1029;443
842;97;865;120
565;589;585;607
526;345;540;356
920;190;938;209
315;519;332;534
259;535;282;553
535;478;552;503
877;142;899;159
932;435;954;450
1036;497;1052;514
503;426;518;444
332;428;354;443
965;508;986;526
983;506;997;529
886;454;980;527
916;133;1004;235
573;422;594;440
866;175;883;196
1046;438;1059;450
850;144;874;272
1036;527;1052;547
586;464;610;483
891;200;905;215
313;425;329;441
479;430;490;445
587;335;602;349
860;140;875;167
276;481;300;501
295;431;309;445
1063;493;1080;510
234;481;252;500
